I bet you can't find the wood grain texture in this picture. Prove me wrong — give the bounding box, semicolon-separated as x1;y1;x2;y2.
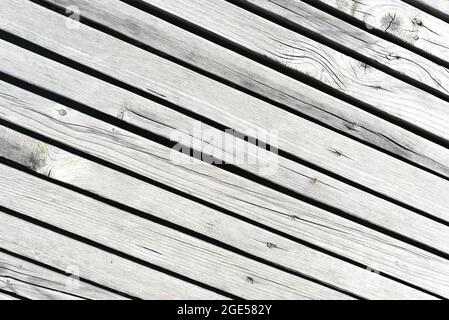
0;251;125;300
242;0;449;96
0;291;19;300
0;163;350;300
0;212;227;300
1;4;449;226
0;293;19;300
0;127;436;300
34;0;449;180
406;0;449;17
2;39;449;275
316;0;449;63
0;82;448;298
141;0;449;143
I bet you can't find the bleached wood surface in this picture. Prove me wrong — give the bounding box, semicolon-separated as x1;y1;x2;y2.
3;39;449;258
316;0;449;63
242;0;449;95
0;81;448;297
0;251;125;300
406;0;449;17
0;212;227;300
1;4;449;226
141;0;449;144
0;291;19;300
0;126;437;300
0;162;352;300
0;0;448;300
34;0;449;180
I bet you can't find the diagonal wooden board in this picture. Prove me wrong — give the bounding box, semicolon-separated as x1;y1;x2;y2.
0;250;125;300
0;125;436;299
1;1;449;227
315;0;449;63
0;214;226;300
141;0;449;144
33;0;449;180
0;291;19;300
405;0;449;19
241;0;449;96
2;37;449;265
0;80;447;297
0;162;353;300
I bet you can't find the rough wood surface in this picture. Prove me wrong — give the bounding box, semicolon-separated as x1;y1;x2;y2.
0;251;125;300
0;291;19;300
0;162;350;300
406;0;449;18
32;0;449;180
242;0;449;96
1;5;449;226
316;0;449;63
2;38;449;269
0;212;227;300
140;0;449;143
1;0;448;300
3;38;449;259
0;82;448;298
0;127;436;300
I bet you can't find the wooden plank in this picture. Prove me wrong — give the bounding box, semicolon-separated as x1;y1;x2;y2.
1;6;449;227
34;0;449;181
0;128;435;300
0;83;448;298
242;0;449;96
0;163;349;300
0;251;125;300
405;0;449;18
0;212;226;300
315;0;449;63
0;291;19;300
140;0;449;143
2;39;449;274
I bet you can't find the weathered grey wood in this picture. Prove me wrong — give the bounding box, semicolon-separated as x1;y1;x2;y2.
242;0;449;95
0;127;436;300
0;291;19;300
0;163;350;300
406;0;449;17
0;5;449;227
34;0;449;181
2;40;449;271
0;251;125;300
316;0;449;63
0;83;448;298
141;0;449;143
3;0;445;301
0;212;226;300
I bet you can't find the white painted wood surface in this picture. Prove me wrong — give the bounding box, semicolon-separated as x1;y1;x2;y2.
0;5;449;227
242;0;449;95
35;0;449;180
0;251;124;300
0;213;228;300
0;126;436;300
142;0;449;144
316;0;449;63
0;82;448;297
0;162;350;300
